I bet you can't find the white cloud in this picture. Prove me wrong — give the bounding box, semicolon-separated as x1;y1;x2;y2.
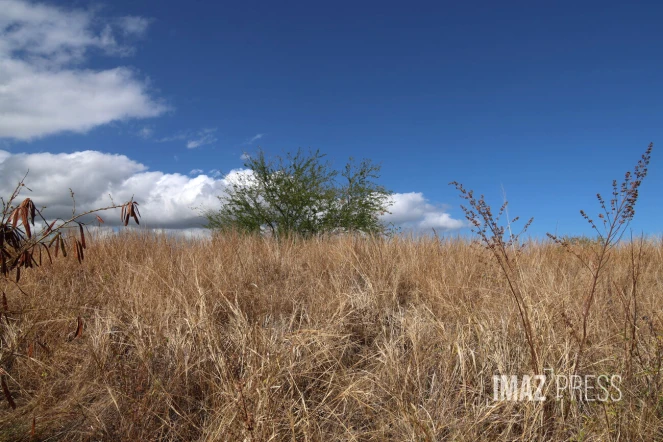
0;150;462;232
137;126;153;139
157;128;218;149
0;150;226;229
0;0;166;140
116;16;151;37
381;192;464;232
156;134;187;143
186;128;217;149
189;169;204;176
244;133;264;145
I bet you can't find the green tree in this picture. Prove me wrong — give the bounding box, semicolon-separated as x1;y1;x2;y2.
205;149;393;237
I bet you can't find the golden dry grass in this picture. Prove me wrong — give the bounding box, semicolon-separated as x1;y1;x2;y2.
0;231;662;441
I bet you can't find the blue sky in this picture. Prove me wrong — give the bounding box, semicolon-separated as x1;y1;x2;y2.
1;0;661;236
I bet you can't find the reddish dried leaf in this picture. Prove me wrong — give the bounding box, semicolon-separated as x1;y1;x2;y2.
74;316;83;339
20;202;31;238
44;220;57;235
47;233;59;248
96;215;104;224
11;206;20;229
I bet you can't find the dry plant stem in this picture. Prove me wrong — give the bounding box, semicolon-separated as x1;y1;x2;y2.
450;181;539;374
548;143;652;377
616;232;645;378
1;174;141;283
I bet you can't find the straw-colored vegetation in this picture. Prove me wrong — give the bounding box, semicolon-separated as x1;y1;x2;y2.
0;231;662;441
0;144;659;441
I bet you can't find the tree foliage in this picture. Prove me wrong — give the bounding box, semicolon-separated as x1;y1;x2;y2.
205;149;393;237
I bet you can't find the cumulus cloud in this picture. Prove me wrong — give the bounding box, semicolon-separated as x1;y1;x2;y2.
0;150;463;232
381;192;464;233
0;150;226;229
0;0;166;140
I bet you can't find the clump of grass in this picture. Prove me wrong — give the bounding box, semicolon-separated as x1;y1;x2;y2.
449;180;538;374
0;174;141;417
0;231;661;440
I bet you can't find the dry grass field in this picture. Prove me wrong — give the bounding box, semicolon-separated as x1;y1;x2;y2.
0;231;662;441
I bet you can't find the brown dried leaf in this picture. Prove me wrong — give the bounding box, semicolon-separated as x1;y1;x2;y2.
53;234;60;258
96;215;104;224
1;375;16;410
60;236;67;258
30;251;37;268
22;205;31;238
74;240;83;264
121;200;141;226
11;206;20;229
44;220;57;236
15;199;36;239
37;341;50;354
74;316;83;339
47;233;59;248
78;223;86;249
41;244;52;264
